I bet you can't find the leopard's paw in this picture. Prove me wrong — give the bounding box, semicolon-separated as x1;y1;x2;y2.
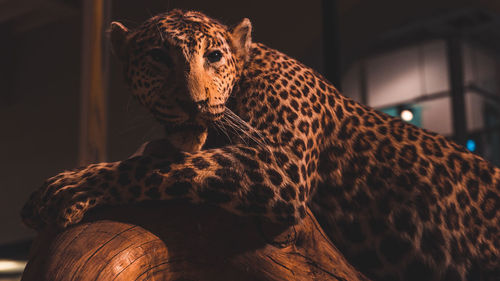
20;189;46;230
53;192;100;228
32;187;103;229
21;166;107;230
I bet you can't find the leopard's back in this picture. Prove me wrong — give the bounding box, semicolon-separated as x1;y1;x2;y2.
234;42;500;281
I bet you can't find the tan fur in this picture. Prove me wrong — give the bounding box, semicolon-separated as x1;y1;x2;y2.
23;10;500;281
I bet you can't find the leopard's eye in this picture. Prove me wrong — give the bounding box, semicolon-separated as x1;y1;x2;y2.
206;50;223;63
148;48;174;67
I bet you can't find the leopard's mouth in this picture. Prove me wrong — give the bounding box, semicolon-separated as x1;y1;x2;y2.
151;97;226;133
198;108;225;122
175;98;225;121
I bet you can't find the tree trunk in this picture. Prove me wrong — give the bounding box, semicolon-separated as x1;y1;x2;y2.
21;201;369;281
22;139;369;281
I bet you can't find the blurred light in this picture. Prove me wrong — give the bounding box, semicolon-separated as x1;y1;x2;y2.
0;259;26;273
400;109;414;121
466;139;476;152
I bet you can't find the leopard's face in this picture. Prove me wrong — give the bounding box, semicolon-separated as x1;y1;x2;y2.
110;10;252;130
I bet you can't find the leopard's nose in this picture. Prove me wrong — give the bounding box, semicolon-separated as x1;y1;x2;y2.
194;99;211;118
194;99;208;110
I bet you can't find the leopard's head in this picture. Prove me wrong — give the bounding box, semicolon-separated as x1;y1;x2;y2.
110;10;252;132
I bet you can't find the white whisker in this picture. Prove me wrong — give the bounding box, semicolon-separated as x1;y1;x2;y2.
213;120;233;145
221;109;271;155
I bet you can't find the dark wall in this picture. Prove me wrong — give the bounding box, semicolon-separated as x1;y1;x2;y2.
339;0;500;67
0;14;81;243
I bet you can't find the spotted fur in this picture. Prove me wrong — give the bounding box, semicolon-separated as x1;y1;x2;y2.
22;10;500;281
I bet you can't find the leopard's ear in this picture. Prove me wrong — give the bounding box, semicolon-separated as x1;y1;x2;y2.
109;21;130;62
230;18;252;61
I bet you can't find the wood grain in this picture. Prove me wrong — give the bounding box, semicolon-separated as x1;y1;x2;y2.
21;201;369;281
78;0;110;165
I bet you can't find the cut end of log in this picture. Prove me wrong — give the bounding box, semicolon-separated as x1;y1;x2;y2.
22;201;369;281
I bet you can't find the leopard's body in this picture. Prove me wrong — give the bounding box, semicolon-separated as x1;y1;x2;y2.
22;10;500;281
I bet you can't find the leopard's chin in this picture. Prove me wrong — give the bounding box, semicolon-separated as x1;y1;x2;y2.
163;122;208;152
163;121;207;135
197;105;226;123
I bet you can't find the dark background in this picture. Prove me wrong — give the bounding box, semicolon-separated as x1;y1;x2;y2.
1;0;500;265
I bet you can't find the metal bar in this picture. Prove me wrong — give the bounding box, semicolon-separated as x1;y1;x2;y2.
466;84;500;105
321;0;342;91
446;36;467;145
371;84;500;112
359;60;368;104
373;91;451;111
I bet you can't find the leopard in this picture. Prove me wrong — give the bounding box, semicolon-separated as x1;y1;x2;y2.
21;9;500;281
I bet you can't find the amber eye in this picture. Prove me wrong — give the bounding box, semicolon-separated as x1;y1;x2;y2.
206;50;222;63
148;48;174;67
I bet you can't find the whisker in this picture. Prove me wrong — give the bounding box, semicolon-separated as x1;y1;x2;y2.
213;120;233;145
222;116;256;146
220;117;249;146
221;109;271;157
147;8;165;42
224;109;268;146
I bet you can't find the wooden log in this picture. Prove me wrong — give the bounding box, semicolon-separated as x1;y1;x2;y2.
21;201;369;281
22;139;369;280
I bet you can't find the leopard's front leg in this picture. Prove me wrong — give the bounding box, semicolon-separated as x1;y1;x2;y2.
22;145;310;229
21;163;121;229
